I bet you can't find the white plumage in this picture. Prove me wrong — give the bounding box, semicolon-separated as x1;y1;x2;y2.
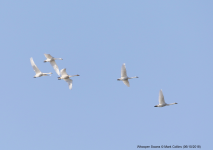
154;89;178;107
44;54;63;76
117;63;138;87
30;57;52;78
58;68;79;90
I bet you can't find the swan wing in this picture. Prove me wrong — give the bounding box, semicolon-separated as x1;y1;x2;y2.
50;60;60;76
30;57;41;74
121;63;127;78
64;78;73;89
44;54;53;59
123;80;130;87
159;89;166;104
60;68;68;76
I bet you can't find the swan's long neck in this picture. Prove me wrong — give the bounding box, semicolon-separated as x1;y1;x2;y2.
128;76;139;79
69;74;80;78
43;72;52;76
167;103;177;106
54;58;63;60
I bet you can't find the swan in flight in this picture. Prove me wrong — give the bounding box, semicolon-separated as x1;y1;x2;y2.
154;89;178;107
117;63;138;87
44;54;63;76
30;57;52;78
58;68;80;90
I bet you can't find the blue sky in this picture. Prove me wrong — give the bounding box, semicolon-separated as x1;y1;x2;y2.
0;0;212;149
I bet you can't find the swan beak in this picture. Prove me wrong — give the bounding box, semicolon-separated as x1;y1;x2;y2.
77;74;80;76
154;105;157;107
33;77;36;78
175;103;178;104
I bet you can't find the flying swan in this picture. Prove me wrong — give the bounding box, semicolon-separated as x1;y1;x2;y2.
117;63;138;87
58;68;80;90
154;89;178;107
30;57;52;78
44;54;63;76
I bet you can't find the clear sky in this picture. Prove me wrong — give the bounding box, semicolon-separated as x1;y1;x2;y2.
0;0;212;149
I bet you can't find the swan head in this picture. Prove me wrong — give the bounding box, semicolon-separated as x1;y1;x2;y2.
175;103;178;104
58;77;61;80
76;74;80;76
117;79;121;81
44;60;47;63
33;77;36;78
154;105;158;107
136;76;139;78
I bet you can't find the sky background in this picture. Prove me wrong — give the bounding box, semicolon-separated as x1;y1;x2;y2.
0;0;213;149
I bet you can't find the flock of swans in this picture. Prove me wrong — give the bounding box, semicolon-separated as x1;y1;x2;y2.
30;54;178;107
30;54;79;90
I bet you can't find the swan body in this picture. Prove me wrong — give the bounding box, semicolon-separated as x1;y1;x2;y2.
117;63;138;87
30;57;52;78
154;89;178;107
44;54;63;76
58;68;79;90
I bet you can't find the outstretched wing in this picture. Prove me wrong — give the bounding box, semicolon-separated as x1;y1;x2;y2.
30;57;41;74
64;78;73;90
121;63;127;78
159;89;166;105
60;68;68;76
44;54;53;59
50;60;60;76
122;80;130;87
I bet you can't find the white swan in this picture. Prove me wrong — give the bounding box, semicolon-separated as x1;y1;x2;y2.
58;68;80;90
30;57;52;78
154;89;178;107
117;63;138;87
44;54;63;76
